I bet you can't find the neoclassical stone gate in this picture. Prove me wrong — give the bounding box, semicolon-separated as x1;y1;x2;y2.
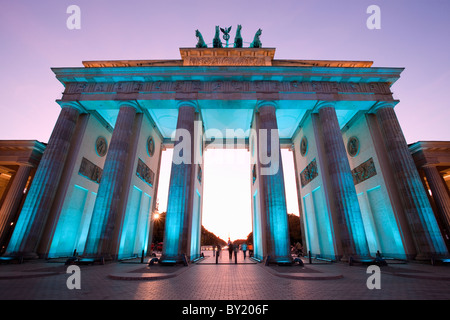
2;47;448;264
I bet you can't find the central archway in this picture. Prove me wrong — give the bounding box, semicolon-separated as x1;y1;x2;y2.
159;102;293;265
201;149;252;245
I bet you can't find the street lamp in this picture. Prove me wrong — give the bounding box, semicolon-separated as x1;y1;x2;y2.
150;211;161;256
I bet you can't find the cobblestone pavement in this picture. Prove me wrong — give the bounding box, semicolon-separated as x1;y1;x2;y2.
0;251;449;301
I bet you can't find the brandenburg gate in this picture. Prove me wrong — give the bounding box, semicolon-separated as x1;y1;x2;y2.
2;40;448;264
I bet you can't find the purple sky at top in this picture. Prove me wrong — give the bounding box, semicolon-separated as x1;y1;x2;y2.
1;0;449;143
1;1;449;240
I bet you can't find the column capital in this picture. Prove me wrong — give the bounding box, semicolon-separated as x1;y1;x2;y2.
368;101;398;114
116;100;142;112
58;101;87;113
255;100;278;112
176;100;199;112
312;101;336;113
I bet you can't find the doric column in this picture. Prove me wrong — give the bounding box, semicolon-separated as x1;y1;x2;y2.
5;104;82;258
83;102;138;259
0;165;32;249
317;102;370;260
422;165;450;242
161;102;197;264
375;104;448;258
256;101;291;264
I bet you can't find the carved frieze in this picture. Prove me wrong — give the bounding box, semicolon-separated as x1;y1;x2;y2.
183;56;269;66
300;158;319;187
179;48;275;66
79;157;102;184
352;157;377;185
136;158;155;187
64;80;392;95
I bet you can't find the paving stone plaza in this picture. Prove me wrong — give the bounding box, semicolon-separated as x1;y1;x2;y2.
0;251;449;301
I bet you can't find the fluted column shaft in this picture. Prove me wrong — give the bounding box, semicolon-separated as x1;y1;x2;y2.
0;165;32;248
258;104;291;263
318;105;370;259
83;105;137;258
423;166;450;241
376;106;448;258
5;106;81;257
161;105;196;263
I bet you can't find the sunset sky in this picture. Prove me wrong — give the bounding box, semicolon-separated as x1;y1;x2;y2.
1;1;449;241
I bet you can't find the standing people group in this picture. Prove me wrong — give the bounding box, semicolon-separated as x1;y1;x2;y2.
227;238;251;261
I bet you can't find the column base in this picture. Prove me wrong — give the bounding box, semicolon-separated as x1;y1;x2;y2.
265;255;293;265
79;252;115;264
75;254;107;265
341;254;373;263
160;254;189;266
415;252;449;261
2;251;39;261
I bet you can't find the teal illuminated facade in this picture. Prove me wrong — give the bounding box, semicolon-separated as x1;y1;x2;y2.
1;47;448;263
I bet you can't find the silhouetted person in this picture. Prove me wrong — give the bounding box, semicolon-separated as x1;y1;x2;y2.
216;244;221;264
375;250;387;266
241;243;248;259
228;239;234;259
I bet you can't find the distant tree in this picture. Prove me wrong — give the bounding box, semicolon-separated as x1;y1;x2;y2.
232;239;247;246
244;214;302;247
151;214;227;247
246;232;253;245
201;226;226;246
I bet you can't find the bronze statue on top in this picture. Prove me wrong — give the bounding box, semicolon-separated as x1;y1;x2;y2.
220;26;232;47
250;28;262;48
194;26;263;48
234;24;243;48
195;30;207;48
212;26;223;48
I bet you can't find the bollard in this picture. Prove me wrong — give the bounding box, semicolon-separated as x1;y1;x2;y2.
309;251;312;264
182;254;189;266
140;250;144;264
216;251;219;264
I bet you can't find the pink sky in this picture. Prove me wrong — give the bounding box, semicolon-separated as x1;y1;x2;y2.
1;1;449;240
